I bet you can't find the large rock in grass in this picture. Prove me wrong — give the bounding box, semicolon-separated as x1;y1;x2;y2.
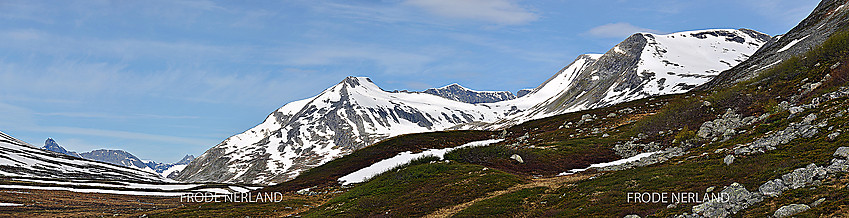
773;204;810;218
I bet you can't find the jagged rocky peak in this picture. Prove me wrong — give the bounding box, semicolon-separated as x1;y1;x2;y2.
42;138;82;158
176;155;195;165
423;83;516;104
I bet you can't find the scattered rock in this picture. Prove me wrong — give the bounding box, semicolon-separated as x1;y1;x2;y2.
811;198;826;207
706;186;715;193
826;158;849;173
781;164;827;189
618;108;635;114
777;101;791;111
773;204;810;218
734;117;819;155
758;179;788;197
607;113;617;117
510;154;524;163
702;101;712;107
577;114;596;125
723;155;735;165
613;141;660;158
828;132;840;141
834;147;849;159
691;182;762;217
683;147;849;217
623;215;641;218
789;106;804;114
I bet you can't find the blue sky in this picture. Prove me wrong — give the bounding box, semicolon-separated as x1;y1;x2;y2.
0;0;819;163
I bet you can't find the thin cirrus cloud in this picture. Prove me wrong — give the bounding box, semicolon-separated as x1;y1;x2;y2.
585;22;664;39
403;0;539;25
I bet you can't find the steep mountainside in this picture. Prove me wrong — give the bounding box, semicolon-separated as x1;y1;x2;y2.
179;29;772;185
177;77;508;184
702;0;849;89
0;131;164;182
422;83;516;104
488;29;771;127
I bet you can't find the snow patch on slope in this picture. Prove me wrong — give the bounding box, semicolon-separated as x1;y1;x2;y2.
338;139;503;185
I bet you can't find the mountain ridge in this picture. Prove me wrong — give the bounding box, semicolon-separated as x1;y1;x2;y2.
178;28;772;185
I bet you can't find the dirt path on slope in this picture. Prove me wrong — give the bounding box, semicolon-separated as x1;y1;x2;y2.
424;173;596;218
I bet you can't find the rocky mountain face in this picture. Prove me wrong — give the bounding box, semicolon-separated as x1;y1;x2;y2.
422;84;516;104
179;30;772;185
177;77;509;185
516;89;534;98
701;0;849;89
80;149;150;170
487;29;771;128
0;131;164;182
42;138;81;158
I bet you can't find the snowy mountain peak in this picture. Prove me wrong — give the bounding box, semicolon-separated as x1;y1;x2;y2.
485;28;770;128
178;76;507;184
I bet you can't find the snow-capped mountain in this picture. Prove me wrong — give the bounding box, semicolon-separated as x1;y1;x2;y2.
0;131;164;182
486;29;771;127
144;155;195;179
177;77;509;185
422;83;516;104
179;29;770;185
39;138;194;178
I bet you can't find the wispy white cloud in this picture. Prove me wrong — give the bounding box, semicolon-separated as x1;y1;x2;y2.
403;0;538;25
585;22;663;39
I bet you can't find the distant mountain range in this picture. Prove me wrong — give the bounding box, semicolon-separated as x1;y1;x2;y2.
422;83;516;104
178;29;770;185
40;138;193;179
0;131;164;182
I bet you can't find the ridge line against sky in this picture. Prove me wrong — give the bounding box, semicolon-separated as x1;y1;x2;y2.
0;0;818;162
